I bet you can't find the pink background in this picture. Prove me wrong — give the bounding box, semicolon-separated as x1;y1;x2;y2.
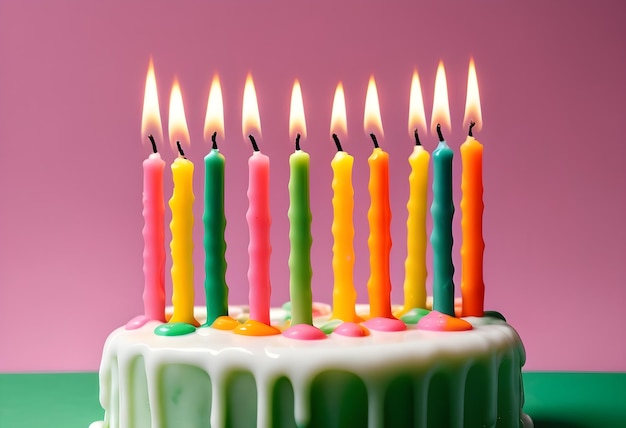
1;1;625;373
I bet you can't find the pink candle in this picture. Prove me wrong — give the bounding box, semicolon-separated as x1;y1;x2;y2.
246;136;272;325
142;136;166;322
127;58;166;330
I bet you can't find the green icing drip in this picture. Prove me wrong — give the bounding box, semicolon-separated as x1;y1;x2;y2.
309;370;368;428
154;322;197;336
400;308;431;324
319;319;342;334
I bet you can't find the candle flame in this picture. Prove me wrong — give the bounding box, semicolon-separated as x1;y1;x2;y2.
289;79;307;142
141;58;163;145
430;61;451;136
168;78;190;151
330;82;348;140
204;74;224;142
408;69;427;138
364;75;384;138
463;58;483;133
242;73;262;139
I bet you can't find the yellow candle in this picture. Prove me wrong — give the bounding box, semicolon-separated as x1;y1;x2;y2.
460;123;484;316
330;135;358;322
403;131;430;311
168;144;199;326
367;136;393;319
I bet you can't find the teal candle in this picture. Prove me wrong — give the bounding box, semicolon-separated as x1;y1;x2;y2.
288;135;313;326
203;132;228;325
430;124;455;316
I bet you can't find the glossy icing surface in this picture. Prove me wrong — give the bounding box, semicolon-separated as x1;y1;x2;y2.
94;305;532;428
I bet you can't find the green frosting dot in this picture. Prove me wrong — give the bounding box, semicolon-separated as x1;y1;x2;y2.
281;302;292;321
400;308;431;324
154;322;197;336
484;310;506;322
319;319;342;335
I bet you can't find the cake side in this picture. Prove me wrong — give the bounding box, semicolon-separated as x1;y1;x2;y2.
94;306;531;428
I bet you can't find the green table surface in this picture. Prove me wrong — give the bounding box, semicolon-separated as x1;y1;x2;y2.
0;372;624;428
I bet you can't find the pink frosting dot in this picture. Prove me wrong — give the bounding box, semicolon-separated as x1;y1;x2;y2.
282;324;327;340
334;322;370;337
416;311;473;331
362;317;407;332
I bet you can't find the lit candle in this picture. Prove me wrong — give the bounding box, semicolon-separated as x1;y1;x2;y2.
128;59;166;329
167;80;198;326
288;80;313;326
364;76;393;319
430;61;455;316
247;136;272;325
141;135;166;323
202;75;228;326
403;69;429;312
461;58;485;317
330;83;359;322
242;73;272;325
404;130;430;311
430;126;455;316
203;133;228;325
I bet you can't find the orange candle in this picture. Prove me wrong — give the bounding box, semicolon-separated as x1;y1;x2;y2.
364;76;393;319
367;134;393;318
461;58;485;317
460;123;484;316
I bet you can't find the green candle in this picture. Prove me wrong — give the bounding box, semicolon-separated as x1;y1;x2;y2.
430;124;455;316
203;132;228;325
288;134;313;326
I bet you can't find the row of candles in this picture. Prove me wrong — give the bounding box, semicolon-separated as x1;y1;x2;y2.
128;58;485;331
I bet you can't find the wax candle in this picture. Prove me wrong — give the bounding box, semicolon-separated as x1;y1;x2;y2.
403;130;430;311
288;135;313;326
169;142;199;326
330;134;358;322
141;136;166;322
430;124;455;316
247;135;272;325
460;122;484;316
367;134;394;319
129;59;166;329
203;132;228;326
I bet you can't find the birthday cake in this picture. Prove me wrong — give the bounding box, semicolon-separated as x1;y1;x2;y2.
91;303;532;428
91;60;532;428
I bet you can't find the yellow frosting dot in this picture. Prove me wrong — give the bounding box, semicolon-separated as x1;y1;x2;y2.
234;319;281;336
211;316;241;330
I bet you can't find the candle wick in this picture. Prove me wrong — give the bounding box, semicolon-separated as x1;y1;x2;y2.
148;134;158;153
414;129;422;146
248;134;260;152
332;133;343;152
468;121;476;137
436;124;445;142
370;133;379;149
211;131;218;150
176;141;186;158
295;133;301;151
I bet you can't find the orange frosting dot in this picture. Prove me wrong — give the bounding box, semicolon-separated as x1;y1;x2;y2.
234;319;282;336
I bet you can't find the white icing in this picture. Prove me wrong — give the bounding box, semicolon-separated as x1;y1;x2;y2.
94;305;532;428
